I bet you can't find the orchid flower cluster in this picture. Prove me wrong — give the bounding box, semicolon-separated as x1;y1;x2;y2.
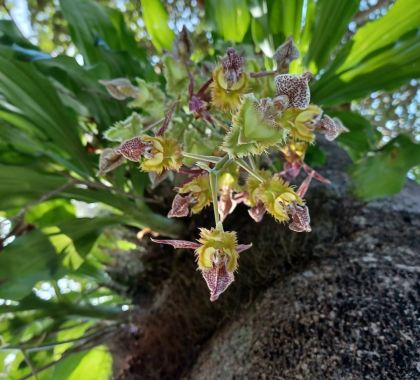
99;35;348;302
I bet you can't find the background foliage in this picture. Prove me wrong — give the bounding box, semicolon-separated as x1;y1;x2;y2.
0;0;419;378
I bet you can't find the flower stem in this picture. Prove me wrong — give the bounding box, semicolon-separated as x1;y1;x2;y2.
209;171;222;230
183;152;221;164
237;158;265;182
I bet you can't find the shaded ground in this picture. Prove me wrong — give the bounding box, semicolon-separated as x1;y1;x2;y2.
109;143;420;380
186;182;420;380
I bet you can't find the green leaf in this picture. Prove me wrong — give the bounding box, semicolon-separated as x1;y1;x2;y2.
162;55;189;98
351;135;420;200
52;346;112;380
305;0;359;71
34;56;130;131
0;231;60;300
0;51;93;176
205;0;251;42
0;164;68;211
305;145;326;167
103;112;145;142
267;0;303;43
0;20;38;50
327;111;380;161
26;200;76;228
60;0;147;66
312;31;420;105
338;0;420;72
312;0;420;105
141;0;175;52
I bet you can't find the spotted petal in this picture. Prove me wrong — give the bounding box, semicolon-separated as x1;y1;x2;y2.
115;137;151;161
275;73;311;110
168;194;193;218
288;204;311;232
201;265;235;302
317;115;349;141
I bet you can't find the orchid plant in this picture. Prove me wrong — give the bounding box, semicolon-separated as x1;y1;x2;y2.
99;34;348;301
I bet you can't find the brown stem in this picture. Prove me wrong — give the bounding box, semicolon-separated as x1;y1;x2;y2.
250;70;277;78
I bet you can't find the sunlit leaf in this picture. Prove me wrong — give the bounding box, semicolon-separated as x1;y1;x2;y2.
305;0;359;71
141;0;175;52
205;0;251;42
52;346;112;380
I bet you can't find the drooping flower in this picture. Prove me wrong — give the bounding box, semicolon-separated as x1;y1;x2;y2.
316;115;349;141
211;48;248;111
140;135;182;173
177;174;212;214
278;105;322;143
221;47;245;89
244;169;271;207
152;228;252;301
280;142;308;180
248;200;266;223
274;72;312;110
211;67;248;111
256;176;303;222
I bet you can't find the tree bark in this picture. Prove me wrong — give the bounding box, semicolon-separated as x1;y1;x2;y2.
115;141;420;380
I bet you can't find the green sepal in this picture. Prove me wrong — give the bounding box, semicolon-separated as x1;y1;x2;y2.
162;55;189;98
222;93;288;157
103;112;145;142
128;78;166;119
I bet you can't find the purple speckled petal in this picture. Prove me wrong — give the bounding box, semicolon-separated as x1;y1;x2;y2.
274;73;311;110
115;137;151;162
201;265;235;302
317;115;349;141
288;204;311;233
168;194;193;218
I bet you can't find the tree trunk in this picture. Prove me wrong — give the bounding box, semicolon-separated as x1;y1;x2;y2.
114;142;420;380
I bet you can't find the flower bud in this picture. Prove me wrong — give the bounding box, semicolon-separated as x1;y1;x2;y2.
99;78;139;100
273;36;299;72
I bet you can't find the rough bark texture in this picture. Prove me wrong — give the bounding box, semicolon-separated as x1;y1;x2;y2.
186;181;420;380
114;142;420;380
